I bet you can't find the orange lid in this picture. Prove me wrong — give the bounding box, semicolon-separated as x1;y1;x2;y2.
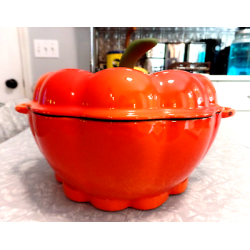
28;68;223;120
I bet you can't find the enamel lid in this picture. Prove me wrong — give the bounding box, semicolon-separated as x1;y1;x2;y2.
28;68;223;120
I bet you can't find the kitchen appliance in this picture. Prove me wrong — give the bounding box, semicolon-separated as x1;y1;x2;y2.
165;43;185;70
227;27;250;75
15;68;235;212
144;58;165;73
200;39;222;75
143;42;166;73
185;42;206;63
214;46;230;75
146;43;166;58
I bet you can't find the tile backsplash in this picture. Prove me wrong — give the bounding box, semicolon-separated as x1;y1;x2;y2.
95;27;237;66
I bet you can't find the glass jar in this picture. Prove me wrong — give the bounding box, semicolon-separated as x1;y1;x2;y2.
227;28;250;75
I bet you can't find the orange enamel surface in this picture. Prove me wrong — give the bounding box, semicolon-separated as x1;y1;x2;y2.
222;107;236;118
168;178;189;195
61;176;188;211
28;112;215;210
202;112;222;158
15;103;28;114
15;68;236;211
27;68;225;120
193;73;218;105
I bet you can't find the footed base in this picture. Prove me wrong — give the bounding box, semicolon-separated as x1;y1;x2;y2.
55;173;63;183
55;173;188;211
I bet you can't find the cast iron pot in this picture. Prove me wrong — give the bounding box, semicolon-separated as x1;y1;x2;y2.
16;68;235;211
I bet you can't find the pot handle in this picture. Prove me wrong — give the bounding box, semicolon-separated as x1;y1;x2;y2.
15;103;29;114
222;107;235;118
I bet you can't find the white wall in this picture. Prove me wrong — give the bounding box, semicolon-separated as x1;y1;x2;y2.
0;27;26;103
27;27;90;88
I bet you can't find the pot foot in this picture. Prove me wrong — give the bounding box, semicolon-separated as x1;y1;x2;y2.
91;197;131;212
62;181;170;211
55;173;63;183
91;192;170;211
168;178;188;195
56;178;188;211
63;182;90;202
131;192;169;210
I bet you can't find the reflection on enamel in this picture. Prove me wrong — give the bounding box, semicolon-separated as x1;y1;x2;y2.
197;97;202;105
110;93;114;100
188;92;192;98
71;92;75;95
134;104;136;108
148;124;155;133
126;69;132;71
168;80;174;84
163;72;169;74
160;82;163;86
126;77;133;81
173;103;176;108
148;94;153;100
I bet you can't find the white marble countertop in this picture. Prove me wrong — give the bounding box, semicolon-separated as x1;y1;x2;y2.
0;112;250;222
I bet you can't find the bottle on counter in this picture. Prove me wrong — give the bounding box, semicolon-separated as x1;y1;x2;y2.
227;27;250;75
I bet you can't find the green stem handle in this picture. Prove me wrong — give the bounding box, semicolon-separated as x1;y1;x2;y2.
119;38;158;69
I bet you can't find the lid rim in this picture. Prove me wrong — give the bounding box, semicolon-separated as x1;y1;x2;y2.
32;111;217;121
27;102;223;121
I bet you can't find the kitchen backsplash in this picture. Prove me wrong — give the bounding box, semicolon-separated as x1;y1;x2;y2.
95;27;237;66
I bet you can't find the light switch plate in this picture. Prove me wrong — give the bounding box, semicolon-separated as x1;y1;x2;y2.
34;39;59;58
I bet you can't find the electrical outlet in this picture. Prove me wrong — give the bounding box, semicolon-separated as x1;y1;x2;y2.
34;39;59;58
